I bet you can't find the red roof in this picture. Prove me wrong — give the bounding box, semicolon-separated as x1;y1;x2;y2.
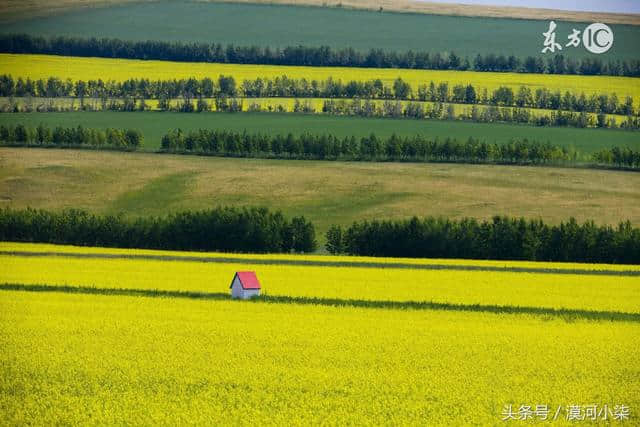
230;271;261;289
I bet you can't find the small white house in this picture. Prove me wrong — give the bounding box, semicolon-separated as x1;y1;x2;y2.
229;271;261;299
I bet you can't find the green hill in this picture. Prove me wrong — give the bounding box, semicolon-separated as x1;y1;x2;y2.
2;1;639;60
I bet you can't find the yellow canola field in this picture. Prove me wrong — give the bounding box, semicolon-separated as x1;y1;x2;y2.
2;54;639;104
1;290;638;425
2;241;638;272
2;243;638;424
1;250;639;314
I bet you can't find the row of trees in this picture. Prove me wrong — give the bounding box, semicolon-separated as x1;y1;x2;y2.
592;147;640;169
325;216;640;264
1;74;635;115
0;124;143;149
3;95;638;130
321;100;638;129
161;129;640;167
4;97;636;130
0;74;237;100
2;34;639;76
3;125;637;168
1;206;637;263
161;129;581;164
0;207;316;253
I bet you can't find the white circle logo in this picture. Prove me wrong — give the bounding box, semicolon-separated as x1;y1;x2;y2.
582;23;614;54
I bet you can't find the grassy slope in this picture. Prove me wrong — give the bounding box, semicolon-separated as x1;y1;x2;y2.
2;148;639;239
1;111;638;153
0;2;639;60
3;54;639;107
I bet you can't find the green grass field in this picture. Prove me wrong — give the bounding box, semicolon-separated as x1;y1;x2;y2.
1;1;639;60
3;147;639;239
1;243;638;424
1;112;638;153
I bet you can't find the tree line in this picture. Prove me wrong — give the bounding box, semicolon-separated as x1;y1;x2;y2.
0;207;316;253
1;74;635;116
161;129;579;164
1;206;637;263
320;99;639;130
4;96;638;130
325;216;640;264
3;125;638;168
592;147;640;169
0;123;142;149
160;129;640;168
4;97;637;131
2;34;639;77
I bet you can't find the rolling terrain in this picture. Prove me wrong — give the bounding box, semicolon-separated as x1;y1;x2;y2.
1;2;639;59
2;0;639;25
1;1;639;424
2;147;639;238
196;0;640;24
1;1;639;425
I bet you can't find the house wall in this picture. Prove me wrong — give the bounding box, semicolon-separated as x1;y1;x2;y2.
231;277;244;299
231;277;260;299
243;288;260;299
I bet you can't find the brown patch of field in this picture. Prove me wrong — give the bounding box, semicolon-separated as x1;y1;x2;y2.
200;0;640;25
0;0;149;21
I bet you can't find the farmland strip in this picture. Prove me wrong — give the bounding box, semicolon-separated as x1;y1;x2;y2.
2;282;638;322
2;250;639;276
